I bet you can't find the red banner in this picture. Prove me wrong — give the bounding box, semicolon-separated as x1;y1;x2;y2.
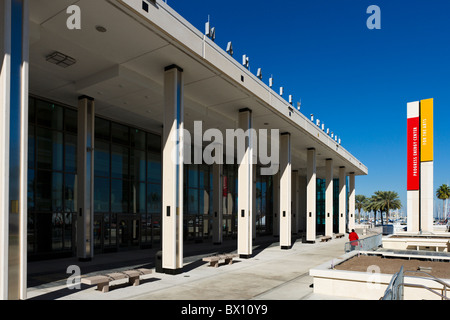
407;117;420;190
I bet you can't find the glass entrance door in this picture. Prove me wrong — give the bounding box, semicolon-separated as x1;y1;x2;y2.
118;214;140;249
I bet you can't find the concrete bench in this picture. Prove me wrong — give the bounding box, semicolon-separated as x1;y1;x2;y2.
81;268;152;293
407;242;449;252
320;236;332;242
202;253;239;268
335;233;345;239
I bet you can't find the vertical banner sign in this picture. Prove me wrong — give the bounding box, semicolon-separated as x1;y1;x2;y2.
407;102;420;190
420;98;433;162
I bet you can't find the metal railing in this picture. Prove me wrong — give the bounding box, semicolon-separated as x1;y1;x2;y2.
381;266;404;300
345;233;382;253
381;268;450;300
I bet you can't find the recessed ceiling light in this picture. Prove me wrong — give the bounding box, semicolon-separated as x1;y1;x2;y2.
95;25;107;33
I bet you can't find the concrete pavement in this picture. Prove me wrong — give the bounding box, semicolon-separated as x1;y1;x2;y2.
27;234;358;300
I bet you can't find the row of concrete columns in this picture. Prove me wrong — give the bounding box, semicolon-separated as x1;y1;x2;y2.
161;65;357;273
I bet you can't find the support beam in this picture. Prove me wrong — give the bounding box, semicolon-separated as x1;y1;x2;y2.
279;133;291;249
338;167;347;235
306;148;316;242
0;0;28;300
212;144;223;244
291;170;299;235
348;172;356;232
325;159;333;237
272;172;280;237
298;175;307;235
162;64;184;274
77;96;95;262
237;108;253;258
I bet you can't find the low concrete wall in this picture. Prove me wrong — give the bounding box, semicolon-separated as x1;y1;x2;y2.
383;235;450;252
309;251;450;300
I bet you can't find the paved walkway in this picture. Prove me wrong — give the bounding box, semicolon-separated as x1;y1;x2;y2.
27;234;358;301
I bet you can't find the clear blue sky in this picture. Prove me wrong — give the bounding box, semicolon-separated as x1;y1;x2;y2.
167;0;450;218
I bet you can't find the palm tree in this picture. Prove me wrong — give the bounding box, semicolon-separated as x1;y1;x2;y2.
436;184;450;221
363;195;378;225
374;191;402;224
355;195;367;224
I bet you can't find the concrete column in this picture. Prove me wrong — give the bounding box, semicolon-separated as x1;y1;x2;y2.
0;0;28;300
306;148;316;242
348;172;356;231
212;144;223;244
77;96;95;261
279;133;291;249
298;175;307;234
252;164;256;240
237;108;253;258
338;167;347;235
272;172;280;237
325;159;333;237
162;64;184;274
291;170;299;234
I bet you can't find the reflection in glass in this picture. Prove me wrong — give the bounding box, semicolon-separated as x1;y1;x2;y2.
111;179;129;213
36;128;63;171
111;145;129;180
131;181;146;214
36;171;63;212
94;177;110;213
94;140;110;177
65;133;77;173
64;173;77;212
131;149;146;182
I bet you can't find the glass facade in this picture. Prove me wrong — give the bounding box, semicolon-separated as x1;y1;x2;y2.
316;178;346;234
27;96;273;259
28;97;78;258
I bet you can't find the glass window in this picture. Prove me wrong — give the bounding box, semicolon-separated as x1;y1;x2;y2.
111;145;129;180
28;168;35;211
95;140;110;177
131;149;146;182
111;122;129;145
111;179;129;213
94;177;110;213
36;128;63;171
147;183;161;214
188;188;198;214
147;152;161;184
64;108;77;134
95;117;110;141
131;129;146;150
36;99;63;130
131;181;146;213
188;165;198;188
28;124;35;168
65;133;77;173
147;132;161;153
29;97;35;123
36;171;63;212
64;173;77;212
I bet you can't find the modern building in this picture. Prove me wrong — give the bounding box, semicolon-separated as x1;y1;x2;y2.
0;0;367;299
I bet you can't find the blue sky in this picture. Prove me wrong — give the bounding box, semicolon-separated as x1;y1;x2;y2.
167;0;450;217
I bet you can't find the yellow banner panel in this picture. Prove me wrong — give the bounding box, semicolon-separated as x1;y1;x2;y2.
420;98;433;162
